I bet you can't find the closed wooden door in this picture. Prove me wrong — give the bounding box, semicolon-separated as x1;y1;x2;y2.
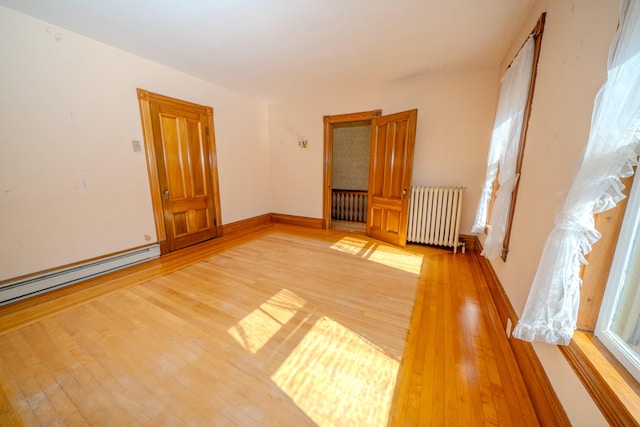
366;109;417;246
138;90;222;253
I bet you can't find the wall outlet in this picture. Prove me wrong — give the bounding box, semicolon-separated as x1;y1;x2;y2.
506;318;512;338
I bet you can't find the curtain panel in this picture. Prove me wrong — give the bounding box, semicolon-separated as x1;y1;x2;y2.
513;0;640;345
472;37;535;260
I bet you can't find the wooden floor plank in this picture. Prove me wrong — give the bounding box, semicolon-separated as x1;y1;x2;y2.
0;224;540;426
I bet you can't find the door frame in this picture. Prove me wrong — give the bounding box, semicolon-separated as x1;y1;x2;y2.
322;109;382;230
137;88;223;254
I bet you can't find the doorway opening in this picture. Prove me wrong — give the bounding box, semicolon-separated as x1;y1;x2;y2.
323;110;381;232
331;120;371;234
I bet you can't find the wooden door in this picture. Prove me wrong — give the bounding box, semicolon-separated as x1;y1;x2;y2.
367;109;417;246
138;89;222;253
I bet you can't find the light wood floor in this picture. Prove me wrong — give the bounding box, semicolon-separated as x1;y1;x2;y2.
0;224;539;426
330;220;366;234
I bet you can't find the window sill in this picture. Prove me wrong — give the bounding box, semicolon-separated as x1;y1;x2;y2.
560;330;640;426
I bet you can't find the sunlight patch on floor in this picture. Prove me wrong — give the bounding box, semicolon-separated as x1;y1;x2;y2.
329;236;370;255
271;316;399;427
228;289;307;353
330;237;424;275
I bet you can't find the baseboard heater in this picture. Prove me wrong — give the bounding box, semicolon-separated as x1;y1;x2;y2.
0;244;160;306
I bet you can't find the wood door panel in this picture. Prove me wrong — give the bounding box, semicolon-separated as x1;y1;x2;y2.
367;110;417;246
171;208;210;237
160;115;189;200
194;208;209;231
371;123;387;197
169;196;209;212
390;120;408;197
159;114;209;200
385;209;402;234
369;197;403;240
371;120;410;200
370;206;383;229
187;119;207;197
173;212;188;235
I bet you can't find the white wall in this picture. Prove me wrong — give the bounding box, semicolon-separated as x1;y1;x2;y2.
487;0;619;425
268;66;500;232
0;7;270;281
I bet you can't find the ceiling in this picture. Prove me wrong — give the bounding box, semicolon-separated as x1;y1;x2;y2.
0;0;535;103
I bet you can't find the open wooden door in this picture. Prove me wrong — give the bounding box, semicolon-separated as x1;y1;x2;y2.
138;89;222;253
367;109;417;246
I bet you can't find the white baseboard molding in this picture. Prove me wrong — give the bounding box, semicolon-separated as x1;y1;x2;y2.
0;245;160;306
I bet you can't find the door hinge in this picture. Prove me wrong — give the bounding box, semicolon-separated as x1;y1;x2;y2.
206;127;210;136
213;218;217;226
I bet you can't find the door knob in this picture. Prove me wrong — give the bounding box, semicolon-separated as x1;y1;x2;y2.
163;189;170;200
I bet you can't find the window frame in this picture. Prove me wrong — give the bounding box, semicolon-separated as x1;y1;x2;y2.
576;176;633;330
595;167;640;383
484;14;545;261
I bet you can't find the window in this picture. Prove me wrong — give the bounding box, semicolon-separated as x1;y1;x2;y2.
596;166;640;383
472;14;545;261
563;174;640;427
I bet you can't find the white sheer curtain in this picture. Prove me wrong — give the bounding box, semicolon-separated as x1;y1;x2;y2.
513;0;640;345
472;37;535;260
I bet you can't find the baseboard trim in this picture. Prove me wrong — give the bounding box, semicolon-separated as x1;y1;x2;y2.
470;236;571;426
222;213;273;235
0;213;321;305
271;213;324;229
0;244;160;306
